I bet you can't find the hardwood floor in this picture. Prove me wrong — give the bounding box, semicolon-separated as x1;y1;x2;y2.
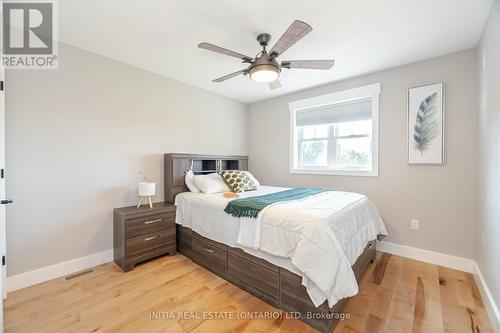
4;252;493;333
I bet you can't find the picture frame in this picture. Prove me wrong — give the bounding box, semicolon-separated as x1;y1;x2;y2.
407;82;445;165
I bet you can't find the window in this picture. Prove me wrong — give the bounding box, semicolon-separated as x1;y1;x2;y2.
290;83;380;176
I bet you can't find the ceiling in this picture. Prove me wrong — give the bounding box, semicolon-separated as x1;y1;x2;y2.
59;0;493;103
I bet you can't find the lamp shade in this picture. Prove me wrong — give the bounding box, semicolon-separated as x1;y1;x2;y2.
138;182;155;196
249;64;279;83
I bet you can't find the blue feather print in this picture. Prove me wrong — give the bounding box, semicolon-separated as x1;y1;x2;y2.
413;93;439;154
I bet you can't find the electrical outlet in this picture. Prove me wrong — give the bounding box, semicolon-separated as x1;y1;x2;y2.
410;219;420;230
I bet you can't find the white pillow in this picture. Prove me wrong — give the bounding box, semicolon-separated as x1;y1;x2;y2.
245;171;260;187
185;170;201;193
194;173;230;194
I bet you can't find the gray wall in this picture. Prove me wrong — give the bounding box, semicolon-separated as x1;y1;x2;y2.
248;49;478;259
4;39;487;279
5;43;248;276
478;0;500;320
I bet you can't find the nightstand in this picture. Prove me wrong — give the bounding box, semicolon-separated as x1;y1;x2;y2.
113;202;176;272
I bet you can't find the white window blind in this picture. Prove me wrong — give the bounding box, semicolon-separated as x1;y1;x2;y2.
295;98;372;126
289;83;380;176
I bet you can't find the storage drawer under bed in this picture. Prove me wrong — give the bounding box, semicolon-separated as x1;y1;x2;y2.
187;228;280;304
191;235;227;274
227;252;279;298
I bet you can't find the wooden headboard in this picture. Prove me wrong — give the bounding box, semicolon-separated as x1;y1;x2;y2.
164;153;248;203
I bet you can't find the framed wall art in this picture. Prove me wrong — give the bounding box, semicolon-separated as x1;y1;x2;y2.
407;82;444;165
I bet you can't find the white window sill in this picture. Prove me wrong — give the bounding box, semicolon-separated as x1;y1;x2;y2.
289;168;378;177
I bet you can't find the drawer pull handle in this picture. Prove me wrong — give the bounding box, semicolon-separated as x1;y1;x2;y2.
144;219;162;225
144;235;160;242
204;248;214;253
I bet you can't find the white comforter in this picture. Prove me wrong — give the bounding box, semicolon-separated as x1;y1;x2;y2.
175;186;387;307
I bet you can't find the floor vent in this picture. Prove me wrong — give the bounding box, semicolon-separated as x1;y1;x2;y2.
65;269;94;281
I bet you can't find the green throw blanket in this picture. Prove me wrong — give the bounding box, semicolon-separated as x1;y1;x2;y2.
224;188;328;218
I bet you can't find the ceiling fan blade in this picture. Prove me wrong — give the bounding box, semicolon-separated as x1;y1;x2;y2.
198;42;253;62
281;60;335;70
268;79;281;90
268;20;313;58
212;69;246;82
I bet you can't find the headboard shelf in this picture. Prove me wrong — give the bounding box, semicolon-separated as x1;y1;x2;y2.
164;153;248;203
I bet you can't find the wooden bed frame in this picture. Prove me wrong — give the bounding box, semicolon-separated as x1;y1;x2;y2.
164;153;376;333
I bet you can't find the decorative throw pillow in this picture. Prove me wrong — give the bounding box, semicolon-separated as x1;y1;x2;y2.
244;171;260;187
219;170;257;193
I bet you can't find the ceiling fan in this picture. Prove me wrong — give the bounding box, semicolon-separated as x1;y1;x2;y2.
198;20;335;90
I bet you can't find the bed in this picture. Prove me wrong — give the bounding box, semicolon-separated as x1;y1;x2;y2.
164;153;387;333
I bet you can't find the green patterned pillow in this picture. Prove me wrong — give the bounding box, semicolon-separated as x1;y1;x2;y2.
219;170;257;193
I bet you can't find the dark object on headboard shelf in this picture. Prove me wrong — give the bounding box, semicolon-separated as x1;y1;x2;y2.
164;153;248;203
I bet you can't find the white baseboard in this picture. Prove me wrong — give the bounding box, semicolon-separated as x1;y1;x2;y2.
378;240;499;329
6;249;113;293
377;240;475;273
473;262;500;332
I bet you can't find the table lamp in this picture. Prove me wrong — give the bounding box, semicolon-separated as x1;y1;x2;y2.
137;182;155;208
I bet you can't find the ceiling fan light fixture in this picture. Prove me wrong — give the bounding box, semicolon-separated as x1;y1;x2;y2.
249;64;279;83
200;20;335;88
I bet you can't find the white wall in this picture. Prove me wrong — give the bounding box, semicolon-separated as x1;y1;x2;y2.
248;49;478;259
5;43;248;276
478;0;500;320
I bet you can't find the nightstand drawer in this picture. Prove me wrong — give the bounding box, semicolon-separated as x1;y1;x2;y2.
126;229;175;257
126;212;175;239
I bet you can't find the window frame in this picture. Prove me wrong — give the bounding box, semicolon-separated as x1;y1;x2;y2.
289;83;380;177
